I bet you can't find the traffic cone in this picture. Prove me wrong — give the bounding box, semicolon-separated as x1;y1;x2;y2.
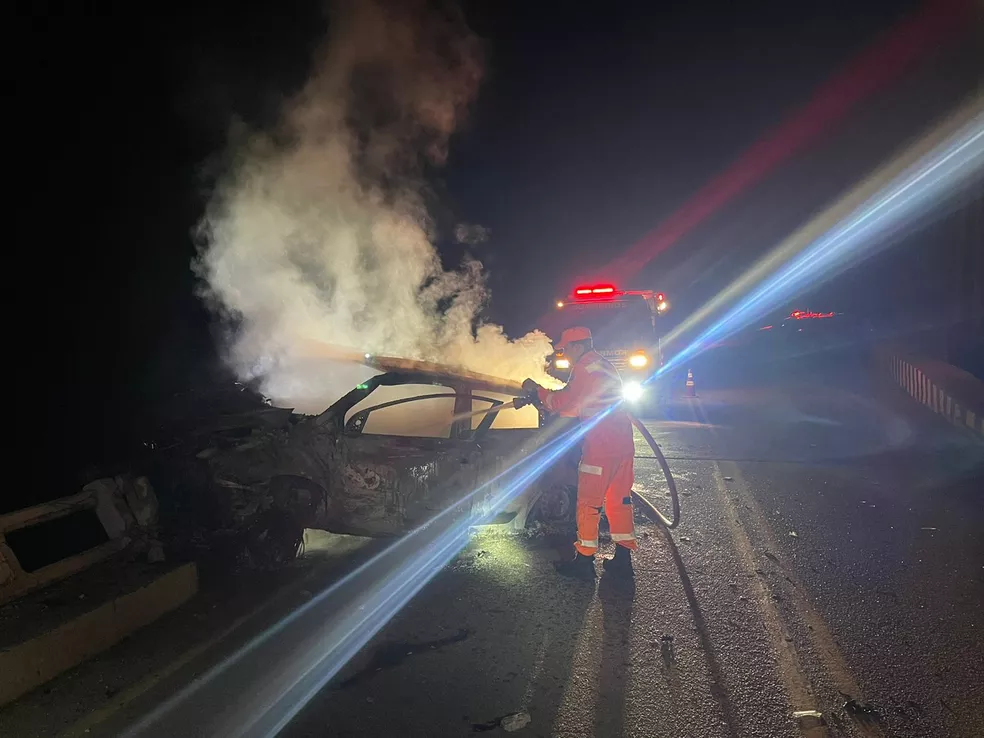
685;369;697;397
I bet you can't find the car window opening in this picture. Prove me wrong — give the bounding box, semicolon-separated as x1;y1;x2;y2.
345;384;457;439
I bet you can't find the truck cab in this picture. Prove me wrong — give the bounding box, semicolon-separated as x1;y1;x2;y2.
542;284;670;401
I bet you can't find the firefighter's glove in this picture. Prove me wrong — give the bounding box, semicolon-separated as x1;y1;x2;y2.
514;379;542;410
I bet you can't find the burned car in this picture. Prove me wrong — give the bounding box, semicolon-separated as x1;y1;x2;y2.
163;359;579;567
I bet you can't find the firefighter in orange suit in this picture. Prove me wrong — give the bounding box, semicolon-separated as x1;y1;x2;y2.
518;326;637;579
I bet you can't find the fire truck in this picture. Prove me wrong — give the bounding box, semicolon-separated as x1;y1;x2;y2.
543;284;670;402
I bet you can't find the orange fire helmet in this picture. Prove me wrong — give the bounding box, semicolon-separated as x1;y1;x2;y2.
556;326;592;350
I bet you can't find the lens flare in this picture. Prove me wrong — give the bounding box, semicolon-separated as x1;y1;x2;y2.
655;95;983;379
125;94;982;738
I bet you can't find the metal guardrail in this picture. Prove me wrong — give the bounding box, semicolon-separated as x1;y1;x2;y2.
889;354;984;439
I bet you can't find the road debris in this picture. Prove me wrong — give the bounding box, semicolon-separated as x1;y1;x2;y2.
659;634;676;665
792;709;823;719
788;531;798;538
472;711;532;733
501;712;531;732
841;693;882;723
723;476;734;482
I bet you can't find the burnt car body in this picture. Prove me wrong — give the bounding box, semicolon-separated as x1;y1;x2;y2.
170;359;579;566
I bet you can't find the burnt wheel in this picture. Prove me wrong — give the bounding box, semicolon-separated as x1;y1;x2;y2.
244;508;304;569
269;474;329;523
528;482;577;527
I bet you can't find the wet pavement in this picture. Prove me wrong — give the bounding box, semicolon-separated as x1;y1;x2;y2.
2;354;982;737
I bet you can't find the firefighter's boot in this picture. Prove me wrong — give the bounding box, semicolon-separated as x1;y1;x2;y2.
554;552;596;581
602;545;634;578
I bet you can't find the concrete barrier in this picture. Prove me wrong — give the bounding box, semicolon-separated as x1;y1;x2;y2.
0;562;198;707
888;353;984;439
1;476;163;605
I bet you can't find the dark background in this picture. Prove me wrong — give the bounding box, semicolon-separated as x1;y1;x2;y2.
21;0;983;512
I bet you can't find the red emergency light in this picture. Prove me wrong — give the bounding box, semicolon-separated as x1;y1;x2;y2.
572;284;621;300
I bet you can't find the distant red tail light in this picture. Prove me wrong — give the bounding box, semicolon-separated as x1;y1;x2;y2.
789;310;835;320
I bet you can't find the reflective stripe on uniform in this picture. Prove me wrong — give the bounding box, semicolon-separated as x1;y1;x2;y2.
579;463;603;475
610;532;635;541
581;399;621;417
578;539;598;548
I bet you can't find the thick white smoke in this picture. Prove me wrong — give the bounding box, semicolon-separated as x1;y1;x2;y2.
196;0;556;412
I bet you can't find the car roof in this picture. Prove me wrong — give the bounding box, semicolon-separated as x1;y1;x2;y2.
314;356;526;427
365;356;524;395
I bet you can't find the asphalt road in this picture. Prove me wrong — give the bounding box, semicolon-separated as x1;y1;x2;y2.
285;353;983;738
3;352;981;738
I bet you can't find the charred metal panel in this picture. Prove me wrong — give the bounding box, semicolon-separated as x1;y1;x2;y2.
332;436;481;536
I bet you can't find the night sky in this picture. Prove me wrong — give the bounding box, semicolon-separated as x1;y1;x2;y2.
29;0;982;502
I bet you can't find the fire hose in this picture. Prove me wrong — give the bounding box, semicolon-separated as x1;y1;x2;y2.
466;398;681;530
628;413;680;529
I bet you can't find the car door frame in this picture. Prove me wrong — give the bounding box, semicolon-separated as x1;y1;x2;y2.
326;378;485;534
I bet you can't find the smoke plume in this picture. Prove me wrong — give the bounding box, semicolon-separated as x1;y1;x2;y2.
196;0;555;412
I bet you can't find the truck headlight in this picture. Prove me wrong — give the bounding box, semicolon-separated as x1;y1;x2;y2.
628;353;649;368
555;358;571;370
623;382;644;402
